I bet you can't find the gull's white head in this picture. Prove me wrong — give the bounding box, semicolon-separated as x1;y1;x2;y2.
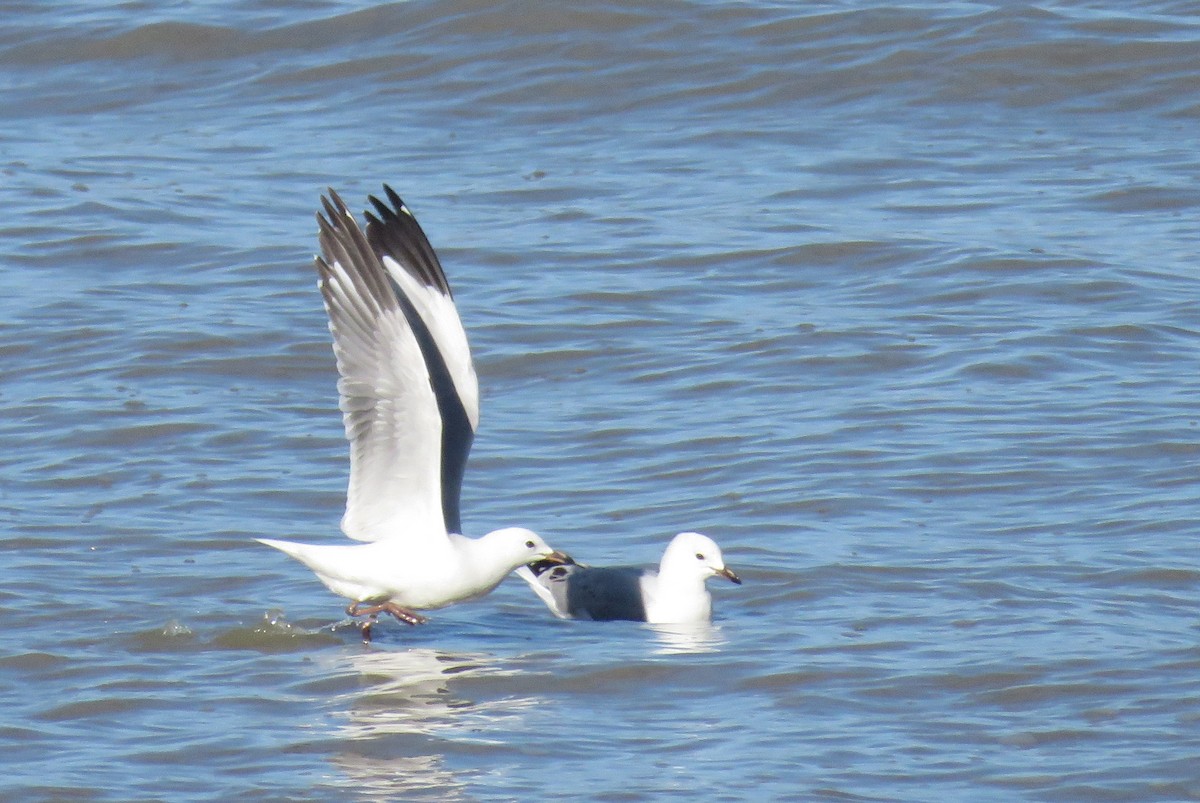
660;531;741;585
479;527;570;569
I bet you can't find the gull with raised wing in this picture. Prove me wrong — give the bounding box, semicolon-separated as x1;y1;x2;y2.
517;532;741;624
258;187;568;635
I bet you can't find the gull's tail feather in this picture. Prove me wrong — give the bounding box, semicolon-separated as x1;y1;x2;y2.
516;555;580;620
255;538;334;574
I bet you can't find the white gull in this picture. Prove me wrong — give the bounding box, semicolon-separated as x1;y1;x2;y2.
517;532;741;624
258;187;568;635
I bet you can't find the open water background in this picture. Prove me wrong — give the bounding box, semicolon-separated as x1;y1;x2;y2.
2;1;1200;800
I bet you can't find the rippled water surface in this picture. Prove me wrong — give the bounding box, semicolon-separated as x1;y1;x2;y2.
3;1;1200;800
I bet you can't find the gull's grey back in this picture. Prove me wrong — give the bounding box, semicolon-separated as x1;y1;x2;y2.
565;566;648;622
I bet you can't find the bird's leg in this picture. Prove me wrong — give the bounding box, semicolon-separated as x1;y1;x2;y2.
381;602;429;626
347;601;386;618
347;601;429;626
345;603;381;641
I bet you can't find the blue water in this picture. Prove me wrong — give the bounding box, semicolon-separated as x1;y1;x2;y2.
3;1;1200;800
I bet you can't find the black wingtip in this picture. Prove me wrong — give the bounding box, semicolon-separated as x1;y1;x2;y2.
366;184;410;225
383;184;406;213
318;190;346;227
360;182;454;298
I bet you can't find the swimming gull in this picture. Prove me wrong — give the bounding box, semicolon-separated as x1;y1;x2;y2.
258;186;568;635
517;532;741;624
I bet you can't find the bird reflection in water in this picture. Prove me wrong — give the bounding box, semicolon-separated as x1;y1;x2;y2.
323;646;532;800
648;622;728;655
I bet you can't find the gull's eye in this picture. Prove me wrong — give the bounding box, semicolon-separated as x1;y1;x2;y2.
695;552;705;560
526;540;536;549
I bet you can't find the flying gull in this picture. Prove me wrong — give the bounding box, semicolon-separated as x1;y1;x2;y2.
517;532;741;624
258;186;568;636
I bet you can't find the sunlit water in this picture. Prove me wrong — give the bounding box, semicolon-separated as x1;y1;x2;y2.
3;1;1200;800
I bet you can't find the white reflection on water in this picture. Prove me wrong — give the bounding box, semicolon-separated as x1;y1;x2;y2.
649;622;728;655
323;646;531;801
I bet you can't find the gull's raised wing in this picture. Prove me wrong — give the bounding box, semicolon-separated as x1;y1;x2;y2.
364;185;479;535
316;190;447;543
